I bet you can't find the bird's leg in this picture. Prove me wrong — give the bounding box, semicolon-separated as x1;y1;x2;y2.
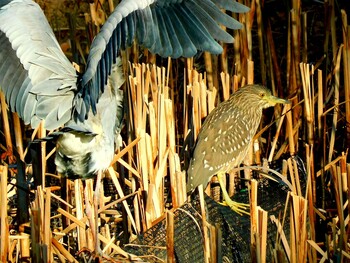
217;172;250;215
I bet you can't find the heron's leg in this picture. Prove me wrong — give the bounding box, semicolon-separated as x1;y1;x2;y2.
217;172;250;215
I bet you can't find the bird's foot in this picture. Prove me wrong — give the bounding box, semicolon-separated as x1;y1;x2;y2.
219;199;250;216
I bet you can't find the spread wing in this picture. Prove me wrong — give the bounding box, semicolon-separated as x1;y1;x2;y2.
0;0;249;130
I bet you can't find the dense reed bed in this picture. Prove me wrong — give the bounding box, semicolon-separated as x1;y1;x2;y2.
1;0;350;262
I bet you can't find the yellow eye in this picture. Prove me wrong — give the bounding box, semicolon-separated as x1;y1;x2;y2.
259;92;265;98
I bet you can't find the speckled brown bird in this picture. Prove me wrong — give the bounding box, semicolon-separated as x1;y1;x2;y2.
187;84;290;214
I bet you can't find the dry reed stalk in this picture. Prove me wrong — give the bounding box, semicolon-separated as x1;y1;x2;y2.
290;192;308;263
340;152;348;192
328;46;342;163
220;72;230;101
57;208;86;229
266;20;282;92
165;99;179;208
285;103;296;155
198;184;210;263
176;170;187;207
299;63;315;146
250;179;258;262
0;166;9;262
44;187;52;261
200;80;208;119
257;207;267;263
306;239;328;262
330;164;347;254
271;213;290;262
291;1;301;86
84;179;96;251
0;93;12;159
107;167;138;234
287;158;297;194
19;231;30;259
301;12;307;63
52;237;78;263
12;113;24;160
341;10;350;149
204;52;214;91
255;0;266;85
74;179;87;250
245;0;254;61
166;210;175;263
305;144;316;263
268;104;288;162
209;225;217;263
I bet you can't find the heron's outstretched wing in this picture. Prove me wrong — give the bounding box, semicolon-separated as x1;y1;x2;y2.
0;0;249;130
0;0;77;130
76;0;249;121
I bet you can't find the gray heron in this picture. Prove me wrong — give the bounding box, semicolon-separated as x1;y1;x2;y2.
0;0;249;253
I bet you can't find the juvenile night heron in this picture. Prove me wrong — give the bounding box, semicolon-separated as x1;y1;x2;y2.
0;0;249;252
187;85;290;214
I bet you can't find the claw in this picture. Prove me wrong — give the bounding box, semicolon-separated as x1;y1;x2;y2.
217;172;250;215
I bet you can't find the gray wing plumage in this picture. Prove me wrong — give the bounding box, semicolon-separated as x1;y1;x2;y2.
0;0;249;130
0;0;77;129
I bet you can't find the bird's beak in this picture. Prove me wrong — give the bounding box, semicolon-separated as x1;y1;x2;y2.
266;95;291;106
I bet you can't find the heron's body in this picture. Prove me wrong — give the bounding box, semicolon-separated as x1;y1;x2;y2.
187;85;290;212
55;62;124;179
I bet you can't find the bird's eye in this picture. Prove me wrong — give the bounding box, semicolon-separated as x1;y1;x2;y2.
259;93;265;98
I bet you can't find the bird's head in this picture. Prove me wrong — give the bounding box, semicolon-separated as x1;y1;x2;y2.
233;85;290;110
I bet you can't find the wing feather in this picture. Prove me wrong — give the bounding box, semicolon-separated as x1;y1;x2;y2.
0;0;77;129
0;0;249;130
